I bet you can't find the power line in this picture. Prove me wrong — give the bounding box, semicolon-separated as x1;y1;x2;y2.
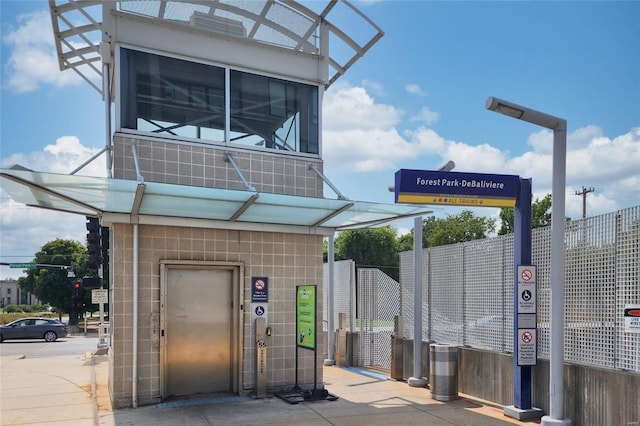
575;186;595;219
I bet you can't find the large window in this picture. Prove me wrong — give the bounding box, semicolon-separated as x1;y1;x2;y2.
120;49;319;155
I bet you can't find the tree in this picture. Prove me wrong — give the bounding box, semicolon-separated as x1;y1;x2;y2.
399;211;496;250
498;194;552;235
17;239;88;314
425;210;495;247
334;226;399;280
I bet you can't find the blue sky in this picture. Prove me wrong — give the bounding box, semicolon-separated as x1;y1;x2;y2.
1;1;639;280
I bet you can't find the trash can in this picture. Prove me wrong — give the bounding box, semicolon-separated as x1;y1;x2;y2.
429;343;459;401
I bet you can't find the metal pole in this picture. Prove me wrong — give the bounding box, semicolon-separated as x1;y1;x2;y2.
132;223;139;408
408;216;426;386
103;62;112;178
324;234;336;365
546;124;569;423
486;97;570;424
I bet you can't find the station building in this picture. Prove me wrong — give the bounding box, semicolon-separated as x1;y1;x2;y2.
0;1;430;407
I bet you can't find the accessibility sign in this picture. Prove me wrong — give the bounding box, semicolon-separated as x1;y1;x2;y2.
252;302;268;324
517;265;537;314
394;169;520;207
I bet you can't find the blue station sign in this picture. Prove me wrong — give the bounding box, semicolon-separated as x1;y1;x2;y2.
394;169;520;207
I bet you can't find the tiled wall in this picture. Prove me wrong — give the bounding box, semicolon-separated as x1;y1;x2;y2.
113;134;323;197
108;223;325;407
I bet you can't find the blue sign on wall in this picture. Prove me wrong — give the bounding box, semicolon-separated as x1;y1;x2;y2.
251;277;269;302
394;169;520;207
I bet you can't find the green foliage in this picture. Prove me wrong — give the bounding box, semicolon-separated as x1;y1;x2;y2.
1;304;46;314
0;312;56;325
425;210;495;247
498;194;553;235
3;305;21;313
398;211;496;250
334;226;399;280
17;238;88;312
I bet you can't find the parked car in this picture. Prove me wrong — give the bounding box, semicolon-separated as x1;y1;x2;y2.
0;317;68;342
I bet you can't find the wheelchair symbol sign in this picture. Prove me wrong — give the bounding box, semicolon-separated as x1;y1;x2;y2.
521;289;532;302
251;303;269;323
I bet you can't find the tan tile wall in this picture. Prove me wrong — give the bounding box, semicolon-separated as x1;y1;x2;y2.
109;223;324;407
113;134;323;197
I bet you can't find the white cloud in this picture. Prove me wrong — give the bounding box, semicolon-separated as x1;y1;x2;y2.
2;10;83;93
0;137;106;279
361;79;385;96
410;106;440;125
405;83;426;96
322;82;640;218
2;136;106;176
323;82;402;132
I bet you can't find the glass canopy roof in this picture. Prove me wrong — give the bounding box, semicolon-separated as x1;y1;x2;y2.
49;0;384;95
0;168;432;233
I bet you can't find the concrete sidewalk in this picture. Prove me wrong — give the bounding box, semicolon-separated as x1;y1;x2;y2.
1;347;538;426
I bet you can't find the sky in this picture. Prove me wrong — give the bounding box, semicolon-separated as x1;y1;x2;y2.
1;1;639;280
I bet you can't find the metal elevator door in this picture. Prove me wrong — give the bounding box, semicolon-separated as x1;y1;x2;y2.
165;268;233;398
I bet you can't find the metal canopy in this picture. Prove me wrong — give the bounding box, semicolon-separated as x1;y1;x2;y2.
48;0;384;95
0;168;432;233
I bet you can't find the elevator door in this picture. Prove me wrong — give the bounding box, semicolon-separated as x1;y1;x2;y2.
165;268;233;398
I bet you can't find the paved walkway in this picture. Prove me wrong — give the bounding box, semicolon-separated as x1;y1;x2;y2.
1;344;539;425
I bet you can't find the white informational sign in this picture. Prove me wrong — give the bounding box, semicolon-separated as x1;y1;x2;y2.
624;304;640;333
252;302;268;324
92;289;108;304
516;266;537;366
517;265;537;314
517;328;537;366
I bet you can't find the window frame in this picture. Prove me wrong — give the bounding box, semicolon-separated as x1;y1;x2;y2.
116;45;321;158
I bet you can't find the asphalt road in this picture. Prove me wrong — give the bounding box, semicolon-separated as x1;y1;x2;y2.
0;334;99;358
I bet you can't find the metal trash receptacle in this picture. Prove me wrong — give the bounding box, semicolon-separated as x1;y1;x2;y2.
429;343;459;401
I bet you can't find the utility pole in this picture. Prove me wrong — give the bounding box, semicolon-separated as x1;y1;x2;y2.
575;186;595;219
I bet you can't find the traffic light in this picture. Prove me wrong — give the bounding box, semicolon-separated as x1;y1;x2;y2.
73;281;82;297
86;216;102;270
101;226;109;271
82;275;102;289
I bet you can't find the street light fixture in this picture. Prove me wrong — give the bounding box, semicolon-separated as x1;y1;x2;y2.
486;96;569;426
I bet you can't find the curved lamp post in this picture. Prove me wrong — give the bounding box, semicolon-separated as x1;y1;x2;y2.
486;97;570;426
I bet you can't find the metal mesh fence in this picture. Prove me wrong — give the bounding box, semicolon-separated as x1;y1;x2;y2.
325;206;638;372
429;244;464;345
322;259;356;332
464;238;508;351
615;208;640;371
395;205;639;372
357;268;400;369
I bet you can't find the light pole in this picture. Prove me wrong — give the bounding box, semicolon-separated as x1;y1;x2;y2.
405;160;454;388
486;97;570;425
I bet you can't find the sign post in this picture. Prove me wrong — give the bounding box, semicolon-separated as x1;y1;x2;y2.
395;170;541;420
276;285;337;404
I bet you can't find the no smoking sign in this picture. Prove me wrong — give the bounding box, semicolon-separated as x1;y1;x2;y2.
251;276;269;302
518;266;536;283
517;265;537;314
517;328;537;366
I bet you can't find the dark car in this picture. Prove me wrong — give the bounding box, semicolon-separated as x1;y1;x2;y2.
0;317;68;342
